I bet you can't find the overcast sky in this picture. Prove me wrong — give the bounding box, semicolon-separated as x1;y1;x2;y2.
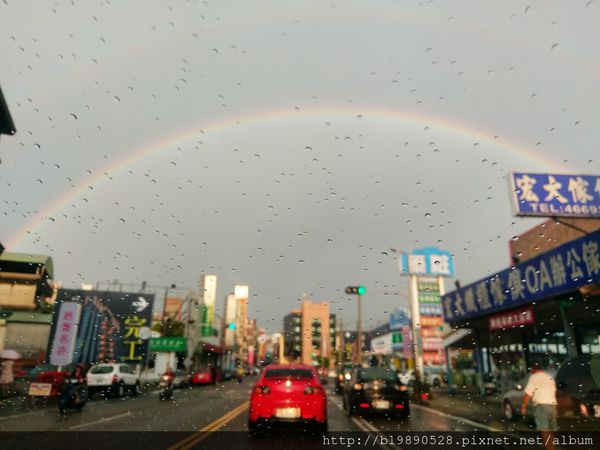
1;0;599;333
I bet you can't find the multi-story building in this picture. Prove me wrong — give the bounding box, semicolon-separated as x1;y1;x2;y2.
283;299;336;367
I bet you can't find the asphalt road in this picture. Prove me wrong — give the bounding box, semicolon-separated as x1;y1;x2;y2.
0;379;554;450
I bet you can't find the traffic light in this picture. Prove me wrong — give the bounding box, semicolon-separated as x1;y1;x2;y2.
228;323;236;330
345;286;366;295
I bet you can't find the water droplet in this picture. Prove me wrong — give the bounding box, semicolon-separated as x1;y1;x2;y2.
327;239;332;244
298;260;304;264
424;213;431;218
305;146;312;151
69;113;78;120
550;43;559;50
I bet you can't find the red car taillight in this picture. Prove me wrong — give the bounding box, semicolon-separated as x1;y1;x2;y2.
253;385;270;395
304;385;324;395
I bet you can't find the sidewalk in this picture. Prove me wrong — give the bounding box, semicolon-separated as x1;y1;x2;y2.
424;386;508;430
424;386;599;433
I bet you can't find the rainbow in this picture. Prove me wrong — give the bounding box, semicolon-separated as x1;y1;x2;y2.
6;105;557;250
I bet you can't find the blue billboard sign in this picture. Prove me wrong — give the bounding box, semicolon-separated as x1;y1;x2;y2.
442;229;600;324
510;172;600;217
389;308;410;330
399;247;454;277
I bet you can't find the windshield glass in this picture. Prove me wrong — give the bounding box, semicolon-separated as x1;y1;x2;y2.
358;368;398;383
264;369;313;379
90;366;114;374
1;1;598;447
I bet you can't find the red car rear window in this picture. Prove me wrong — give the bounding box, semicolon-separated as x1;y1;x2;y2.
264;368;313;379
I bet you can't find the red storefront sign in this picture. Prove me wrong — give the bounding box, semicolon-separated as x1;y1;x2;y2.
489;306;535;331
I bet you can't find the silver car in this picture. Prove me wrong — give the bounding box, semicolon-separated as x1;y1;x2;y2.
501;371;556;421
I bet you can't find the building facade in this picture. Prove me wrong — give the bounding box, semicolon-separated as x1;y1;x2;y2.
283;300;336;367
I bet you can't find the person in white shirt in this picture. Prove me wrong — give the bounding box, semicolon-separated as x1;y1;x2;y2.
521;361;557;450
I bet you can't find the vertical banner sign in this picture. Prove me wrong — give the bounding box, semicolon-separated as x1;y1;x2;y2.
234;285;249;348
49;302;82;366
416;277;445;366
48;290;155;365
401;326;412;358
200;275;217;337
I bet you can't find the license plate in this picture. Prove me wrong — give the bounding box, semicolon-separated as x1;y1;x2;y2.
275;407;301;419
372;400;390;410
594;404;600;418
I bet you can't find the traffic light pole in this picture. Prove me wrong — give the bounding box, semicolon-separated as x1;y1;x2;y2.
356;293;362;365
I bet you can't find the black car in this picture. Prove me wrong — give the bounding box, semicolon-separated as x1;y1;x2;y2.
555;354;600;420
342;367;410;419
334;363;355;394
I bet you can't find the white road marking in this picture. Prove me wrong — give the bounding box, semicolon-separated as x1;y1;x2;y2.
327;395;402;450
411;403;500;432
68;411;132;430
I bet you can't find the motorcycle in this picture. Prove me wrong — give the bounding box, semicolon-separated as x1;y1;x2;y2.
158;375;174;401
58;377;88;414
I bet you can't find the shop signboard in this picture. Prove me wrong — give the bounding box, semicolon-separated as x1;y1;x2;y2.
399;247;454;277
442;229;600;323
28;382;52;397
371;334;392;354
489;306;535;331
150;337;187;352
48;289;155;364
510;172;600;218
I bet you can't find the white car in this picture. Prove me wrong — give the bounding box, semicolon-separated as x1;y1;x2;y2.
87;363;141;398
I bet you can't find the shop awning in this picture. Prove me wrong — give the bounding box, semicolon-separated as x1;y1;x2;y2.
195;342;223;354
0;252;54;279
443;328;473;348
0;86;16;136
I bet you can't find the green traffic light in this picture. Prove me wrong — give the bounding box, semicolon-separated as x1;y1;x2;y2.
357;286;366;295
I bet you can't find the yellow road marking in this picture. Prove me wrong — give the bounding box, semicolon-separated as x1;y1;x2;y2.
167;401;249;450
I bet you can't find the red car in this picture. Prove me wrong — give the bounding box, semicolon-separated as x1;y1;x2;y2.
248;364;327;432
191;367;220;385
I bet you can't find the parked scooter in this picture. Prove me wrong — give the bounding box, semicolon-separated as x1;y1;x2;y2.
58;372;88;414
158;374;174;401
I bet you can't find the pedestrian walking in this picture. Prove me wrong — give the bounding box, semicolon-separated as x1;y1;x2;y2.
521;361;557;450
0;358;15;397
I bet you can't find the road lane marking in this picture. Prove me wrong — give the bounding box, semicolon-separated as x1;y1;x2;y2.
328;395;401;450
167;401;248;450
68;411;132;430
411;403;500;432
